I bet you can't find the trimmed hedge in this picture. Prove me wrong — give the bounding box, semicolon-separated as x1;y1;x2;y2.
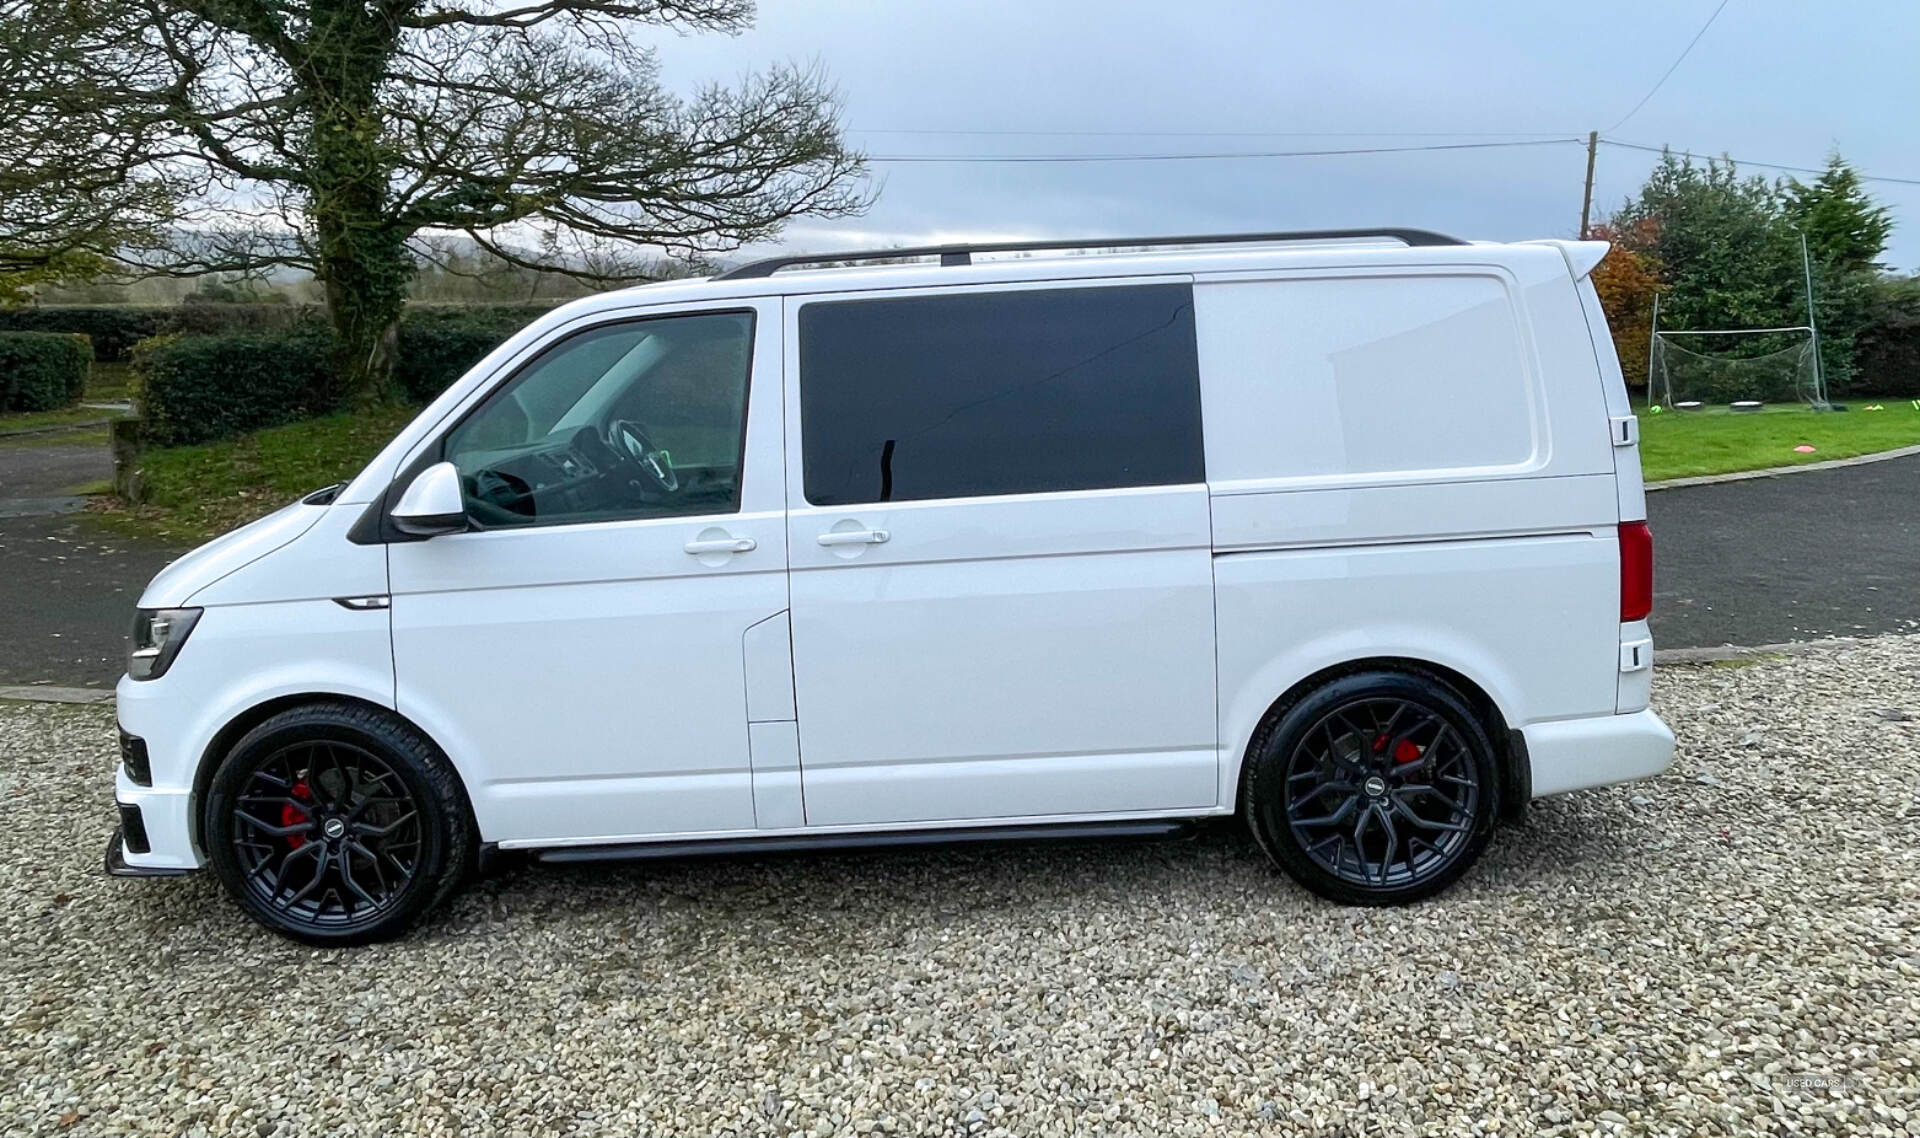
1853;280;1920;398
0;331;92;411
134;331;338;445
394;305;546;403
168;300;319;339
0;305;315;362
0;302;547;364
0;308;166;362
131;305;548;445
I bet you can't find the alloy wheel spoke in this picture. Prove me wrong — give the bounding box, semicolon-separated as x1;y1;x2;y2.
248;769;293;792
338;847;378;911
1290;794;1360;829
352;810;418;838
266;841;323;902
235;811;313;839
1372;804;1400;885
1389;796;1471;833
348;838;391;897
284;846;332;909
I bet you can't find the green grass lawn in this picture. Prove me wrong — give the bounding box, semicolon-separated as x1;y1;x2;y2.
0;405;121;434
1637;397;1920;482
87;361;135;403
97;404;419;542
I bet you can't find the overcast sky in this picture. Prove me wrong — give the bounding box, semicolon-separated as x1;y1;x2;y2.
647;0;1920;271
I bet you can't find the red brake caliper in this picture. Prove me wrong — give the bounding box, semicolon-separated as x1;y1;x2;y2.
1373;735;1424;765
281;779;312;849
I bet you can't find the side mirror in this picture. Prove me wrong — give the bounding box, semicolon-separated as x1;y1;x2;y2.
391;461;468;537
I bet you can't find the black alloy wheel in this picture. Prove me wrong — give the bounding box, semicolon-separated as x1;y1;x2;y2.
228;739;422;929
1245;671;1499;905
204;702;472;946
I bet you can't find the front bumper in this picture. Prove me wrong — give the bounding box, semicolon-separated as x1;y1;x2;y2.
112;766;203;872
104;826;195;879
1525;707;1676;798
114;673;209;872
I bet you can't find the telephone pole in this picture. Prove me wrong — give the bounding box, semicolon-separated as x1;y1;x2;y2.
1579;130;1598;238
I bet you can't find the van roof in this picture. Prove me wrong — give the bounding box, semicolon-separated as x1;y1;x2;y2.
714;228;1467;280
557;232;1604;316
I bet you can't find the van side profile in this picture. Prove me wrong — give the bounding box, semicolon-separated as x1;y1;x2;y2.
108;230;1673;945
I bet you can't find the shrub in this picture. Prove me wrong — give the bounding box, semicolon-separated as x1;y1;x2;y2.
134;330;338;445
394;305;547;402
0;301;549;376
0;331;92;411
0;307;169;362
0;304;327;361
1852;277;1920;398
122;302;551;445
168;301;320;338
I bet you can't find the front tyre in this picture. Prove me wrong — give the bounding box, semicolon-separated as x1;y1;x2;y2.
204;702;473;946
1243;671;1499;905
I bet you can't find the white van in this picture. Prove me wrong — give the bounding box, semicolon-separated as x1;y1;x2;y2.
108;230;1672;945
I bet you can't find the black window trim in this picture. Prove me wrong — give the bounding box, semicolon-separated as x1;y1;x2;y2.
792;278;1206;509
349;305;760;545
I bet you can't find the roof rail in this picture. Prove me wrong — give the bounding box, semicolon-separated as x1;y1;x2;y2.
712;228;1466;281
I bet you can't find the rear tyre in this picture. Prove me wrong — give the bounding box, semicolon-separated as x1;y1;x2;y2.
1243;671;1499;906
203;702;473;946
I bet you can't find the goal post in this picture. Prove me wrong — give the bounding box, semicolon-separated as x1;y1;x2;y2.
1645;229;1833;411
1649;326;1829;410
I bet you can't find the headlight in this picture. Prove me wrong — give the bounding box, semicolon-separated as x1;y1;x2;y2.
129;608;202;681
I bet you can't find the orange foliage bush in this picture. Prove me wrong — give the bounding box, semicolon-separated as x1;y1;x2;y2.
1587;220;1664;389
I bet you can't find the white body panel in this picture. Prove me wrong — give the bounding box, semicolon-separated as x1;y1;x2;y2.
385;297;787;845
113;236;1672;874
778;280;1220;827
784;485;1220;825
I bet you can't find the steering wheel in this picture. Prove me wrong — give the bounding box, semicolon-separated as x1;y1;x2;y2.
607;419;679;494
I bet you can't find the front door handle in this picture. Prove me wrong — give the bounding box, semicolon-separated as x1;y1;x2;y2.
684;536;756;555
817;528;889;547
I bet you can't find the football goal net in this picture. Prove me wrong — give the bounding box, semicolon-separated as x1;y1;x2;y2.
1649;327;1828;410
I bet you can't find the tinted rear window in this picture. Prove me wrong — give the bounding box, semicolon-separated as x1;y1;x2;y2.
799;284;1204;505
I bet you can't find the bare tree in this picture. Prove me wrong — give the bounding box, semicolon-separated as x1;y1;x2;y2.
0;0;866;402
0;2;186;295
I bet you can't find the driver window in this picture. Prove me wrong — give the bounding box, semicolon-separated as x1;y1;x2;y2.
442;311;754;529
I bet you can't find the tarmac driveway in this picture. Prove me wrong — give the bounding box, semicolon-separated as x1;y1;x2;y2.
0;438;185;689
1647;452;1920;650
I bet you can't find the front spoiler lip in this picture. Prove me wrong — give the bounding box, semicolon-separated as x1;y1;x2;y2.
104;827;196;879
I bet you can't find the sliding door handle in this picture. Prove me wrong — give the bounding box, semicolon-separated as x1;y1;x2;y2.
816;528;889;547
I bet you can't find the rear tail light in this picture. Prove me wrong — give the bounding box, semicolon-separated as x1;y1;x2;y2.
1619;521;1653;622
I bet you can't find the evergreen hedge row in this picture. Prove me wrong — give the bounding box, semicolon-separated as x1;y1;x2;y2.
0;331;92;412
0;305;317;362
394;306;550;403
132;305;549;445
0;302;546;363
133;332;339;445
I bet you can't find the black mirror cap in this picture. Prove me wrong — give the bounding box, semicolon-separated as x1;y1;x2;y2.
390;510;468;538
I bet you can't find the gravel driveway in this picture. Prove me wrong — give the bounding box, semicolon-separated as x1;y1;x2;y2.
4;640;1918;1137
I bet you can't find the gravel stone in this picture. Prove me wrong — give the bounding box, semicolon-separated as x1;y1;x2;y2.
4;635;1919;1136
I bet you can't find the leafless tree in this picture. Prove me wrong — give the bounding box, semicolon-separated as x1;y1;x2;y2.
0;0;866;402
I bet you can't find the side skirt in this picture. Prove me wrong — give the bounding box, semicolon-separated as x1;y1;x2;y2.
531;819;1199;865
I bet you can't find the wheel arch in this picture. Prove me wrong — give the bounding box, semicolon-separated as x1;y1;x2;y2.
1226;655;1528;820
189;693;477;853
